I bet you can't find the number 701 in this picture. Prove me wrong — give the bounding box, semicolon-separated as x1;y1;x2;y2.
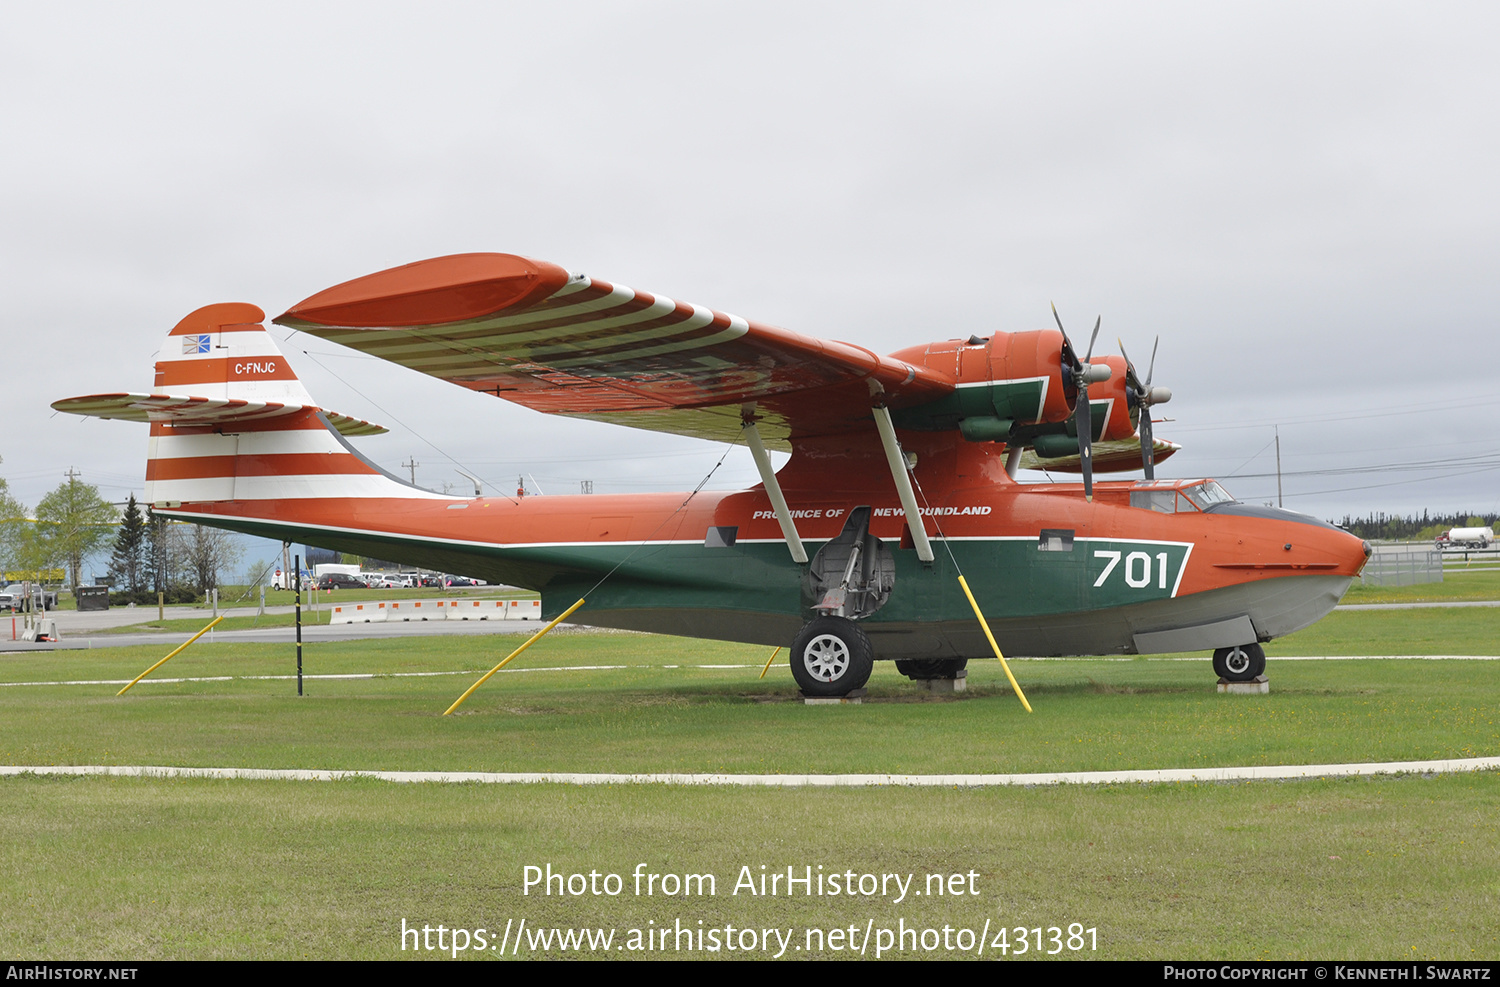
1093;549;1169;589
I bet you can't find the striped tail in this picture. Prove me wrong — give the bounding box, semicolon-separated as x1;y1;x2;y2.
55;302;434;510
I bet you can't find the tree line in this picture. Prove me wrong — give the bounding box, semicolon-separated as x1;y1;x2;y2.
0;461;241;602
1331;510;1500;542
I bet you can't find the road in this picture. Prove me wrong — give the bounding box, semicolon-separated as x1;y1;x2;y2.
1;598;562;652
2;596;1495;654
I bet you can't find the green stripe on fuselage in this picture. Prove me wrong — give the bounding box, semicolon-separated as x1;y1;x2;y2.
177;513;1190;624
534;537;1191;623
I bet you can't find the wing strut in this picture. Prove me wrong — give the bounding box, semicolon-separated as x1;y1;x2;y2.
1004;443;1024;479
872;406;935;563
742;421;809;564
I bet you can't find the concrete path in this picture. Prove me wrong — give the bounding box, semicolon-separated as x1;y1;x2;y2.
1334;600;1500;610
0;614;572;652
3;757;1496;787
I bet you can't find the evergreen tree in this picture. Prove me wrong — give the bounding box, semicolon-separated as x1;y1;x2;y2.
146;509;173;594
108;494;147;593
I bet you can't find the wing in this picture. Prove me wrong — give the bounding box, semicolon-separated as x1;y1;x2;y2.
274;253;953;449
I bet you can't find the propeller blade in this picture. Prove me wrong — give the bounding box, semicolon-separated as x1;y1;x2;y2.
1140;405;1155;480
1121;335;1160;479
1118;338;1143;393
1076;381;1094;501
1051;302;1081;372
1056;305;1101;499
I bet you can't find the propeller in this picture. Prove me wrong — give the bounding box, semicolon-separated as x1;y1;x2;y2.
1118;336;1172;479
1051;304;1109;501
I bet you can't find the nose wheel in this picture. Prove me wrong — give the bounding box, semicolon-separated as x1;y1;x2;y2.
1212;643;1265;682
790;616;874;696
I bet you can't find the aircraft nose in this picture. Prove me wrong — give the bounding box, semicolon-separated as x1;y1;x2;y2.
1347;535;1373;575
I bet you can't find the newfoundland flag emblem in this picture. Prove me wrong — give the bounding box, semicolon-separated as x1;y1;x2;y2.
181;334;211;354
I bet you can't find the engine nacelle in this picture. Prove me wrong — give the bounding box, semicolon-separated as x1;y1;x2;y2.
887;330;1074;434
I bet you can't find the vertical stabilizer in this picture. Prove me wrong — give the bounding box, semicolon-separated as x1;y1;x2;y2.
155;302;317;406
124;304;429;507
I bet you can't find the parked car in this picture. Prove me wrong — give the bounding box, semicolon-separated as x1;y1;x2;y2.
317;573;366;591
0;585;52;611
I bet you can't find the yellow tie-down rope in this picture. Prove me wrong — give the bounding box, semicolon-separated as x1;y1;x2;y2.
957;575;1032;713
444;599;586;715
118;615;226;696
759;646;782;680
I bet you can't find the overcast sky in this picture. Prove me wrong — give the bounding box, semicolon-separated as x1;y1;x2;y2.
5;1;1497;541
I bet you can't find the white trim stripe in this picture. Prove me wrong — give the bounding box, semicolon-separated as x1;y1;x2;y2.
147;429;350;459
152;474;451;501
159;512;1207;554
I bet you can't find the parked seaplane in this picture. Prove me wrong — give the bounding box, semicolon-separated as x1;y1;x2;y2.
54;253;1370;696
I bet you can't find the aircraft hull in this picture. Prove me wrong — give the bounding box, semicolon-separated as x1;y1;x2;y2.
564;573;1350;658
172;485;1365;660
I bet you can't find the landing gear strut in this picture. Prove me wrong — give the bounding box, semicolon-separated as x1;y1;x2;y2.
1212;643;1265;682
789;616;874;697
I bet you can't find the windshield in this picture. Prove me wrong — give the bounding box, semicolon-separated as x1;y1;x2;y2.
1180;481;1235;510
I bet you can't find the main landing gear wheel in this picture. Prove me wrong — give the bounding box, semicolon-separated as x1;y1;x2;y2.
790;616;874;697
1212;643;1266;682
894;658;968;681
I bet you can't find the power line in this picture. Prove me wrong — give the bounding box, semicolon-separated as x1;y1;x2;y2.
1168;393;1499;433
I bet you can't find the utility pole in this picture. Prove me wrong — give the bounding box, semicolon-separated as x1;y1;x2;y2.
294;553;303;697
402;457;419;484
1275;426;1283;508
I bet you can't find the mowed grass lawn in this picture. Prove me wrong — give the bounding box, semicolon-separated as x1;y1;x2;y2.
3;772;1496;961
1;604;1497;960
2;607;1497;775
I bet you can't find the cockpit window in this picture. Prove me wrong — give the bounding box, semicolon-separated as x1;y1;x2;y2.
1130;489;1179;513
1130;480;1236;514
1181;481;1234;510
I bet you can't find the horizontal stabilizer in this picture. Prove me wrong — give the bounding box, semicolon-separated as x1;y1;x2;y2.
51;392;388;437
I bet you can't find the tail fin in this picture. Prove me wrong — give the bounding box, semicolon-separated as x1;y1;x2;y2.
54;302;432;508
156;302;318;406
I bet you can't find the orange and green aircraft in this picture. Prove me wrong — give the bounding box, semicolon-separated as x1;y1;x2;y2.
54;253;1370;696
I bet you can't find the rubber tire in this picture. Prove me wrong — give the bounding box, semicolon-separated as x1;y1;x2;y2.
894;658;969;681
790;616;874;696
1212;643;1266;682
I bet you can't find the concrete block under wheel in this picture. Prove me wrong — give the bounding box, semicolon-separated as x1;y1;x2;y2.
1217;675;1269;694
802;688;868;705
926;671;967;694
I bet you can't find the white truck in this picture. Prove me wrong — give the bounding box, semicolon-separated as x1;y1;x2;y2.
314;563;364;580
1437;526;1494;550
